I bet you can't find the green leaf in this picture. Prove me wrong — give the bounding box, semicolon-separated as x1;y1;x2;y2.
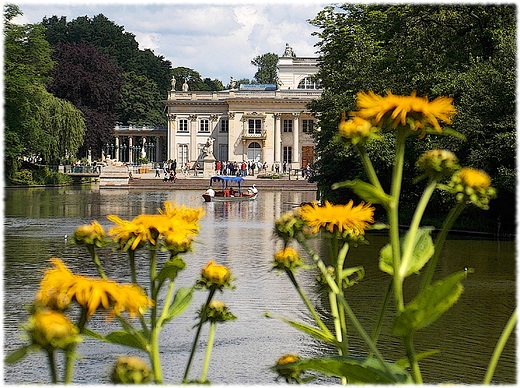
341;265;365;287
279;356;412;384
332;179;391;206
164;287;193;323
104;330;149;351
379;227;435;277
156;256;186;284
393;270;467;336
264;313;339;346
5;346;29;363
82;327;107;341
395;349;440;368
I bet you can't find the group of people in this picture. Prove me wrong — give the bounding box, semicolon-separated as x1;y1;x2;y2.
213;160;276;177
155;159;203;181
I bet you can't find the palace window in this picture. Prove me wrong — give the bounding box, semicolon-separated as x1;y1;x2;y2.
248;141;262;161
283;119;293;133
220;119;229;133
199;119;209;132
283;146;293;163
297;77;322;89
248;119;262;134
302;119;314;133
178;119;188;132
178;144;188;165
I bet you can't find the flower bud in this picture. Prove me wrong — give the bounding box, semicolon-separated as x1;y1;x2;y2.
443;167;496;210
73;221;106;247
24;309;81;350
274;354;301;382
200;300;237;323
274;209;306;242
415;149;459;181
111;356;152;384
199;260;233;289
273;247;302;272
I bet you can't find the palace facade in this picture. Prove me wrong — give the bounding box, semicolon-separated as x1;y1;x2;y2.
108;44;322;169
163;44;322;170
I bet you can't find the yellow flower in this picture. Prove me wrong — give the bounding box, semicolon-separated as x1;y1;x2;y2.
159;201;205;223
338;112;373;138
273;247;302;271
352;90;456;136
200;260;232;289
73;221;106;246
459;167;492;189
37;259;153;318
24;309;81;350
299;200;375;236
107;202;203;251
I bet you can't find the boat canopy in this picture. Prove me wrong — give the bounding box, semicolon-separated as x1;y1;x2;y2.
209;176;245;193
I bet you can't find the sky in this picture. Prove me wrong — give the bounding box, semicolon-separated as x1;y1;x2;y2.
11;0;329;83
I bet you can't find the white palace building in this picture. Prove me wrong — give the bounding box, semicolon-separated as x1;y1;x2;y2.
110;44;322;170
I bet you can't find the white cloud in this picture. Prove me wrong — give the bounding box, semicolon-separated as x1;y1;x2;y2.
11;2;326;82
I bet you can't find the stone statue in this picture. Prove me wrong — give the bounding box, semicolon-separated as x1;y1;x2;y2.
283;43;295;57
171;76;176;91
230;76;237;89
201;137;215;158
182;80;189;92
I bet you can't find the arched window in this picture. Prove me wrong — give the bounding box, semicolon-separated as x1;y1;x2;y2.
247;142;262;162
297;77;322;89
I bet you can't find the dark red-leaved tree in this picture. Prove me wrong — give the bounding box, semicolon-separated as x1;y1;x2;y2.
47;42;123;160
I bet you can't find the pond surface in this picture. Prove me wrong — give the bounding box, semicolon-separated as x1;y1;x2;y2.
3;185;516;384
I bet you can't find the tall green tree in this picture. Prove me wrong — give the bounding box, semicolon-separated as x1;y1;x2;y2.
251;53;279;84
117;71;165;127
308;4;516;233
171;67;205;90
4;4;85;174
47;42;123;160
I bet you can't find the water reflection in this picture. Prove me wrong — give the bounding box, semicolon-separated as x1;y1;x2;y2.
3;186;516;384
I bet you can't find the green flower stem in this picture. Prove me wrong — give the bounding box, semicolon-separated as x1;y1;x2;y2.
65;308;88;384
46;348;58;383
369;279;393;357
421;201;466;289
129;249;137;285
298;237;391;374
286;270;332;336
88;245;106;279
200;321;216;383
150;325;163;383
399;179;437;279
150;246;158;328
356;144;384;192
404;335;423;384
484;308;517;384
389;130;407;312
157;280;176;326
336;293;394;377
336;241;349;353
183;288;216;383
328;290;344;353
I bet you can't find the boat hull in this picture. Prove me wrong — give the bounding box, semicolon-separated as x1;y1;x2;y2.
203;193;258;202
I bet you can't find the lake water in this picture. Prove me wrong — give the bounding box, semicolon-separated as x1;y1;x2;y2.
3;185;516;384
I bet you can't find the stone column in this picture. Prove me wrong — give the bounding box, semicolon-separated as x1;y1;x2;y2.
292;113;300;169
274;113;282;163
189;115;198;162
115;136;120;162
167;113;176;161
128;136;133;164
155;136;161;163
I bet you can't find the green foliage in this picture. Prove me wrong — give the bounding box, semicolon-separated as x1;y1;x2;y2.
308;4;516;233
117;72;166;127
251;53;279;84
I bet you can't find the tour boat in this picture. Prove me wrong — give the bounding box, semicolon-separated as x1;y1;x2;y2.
202;176;258;202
